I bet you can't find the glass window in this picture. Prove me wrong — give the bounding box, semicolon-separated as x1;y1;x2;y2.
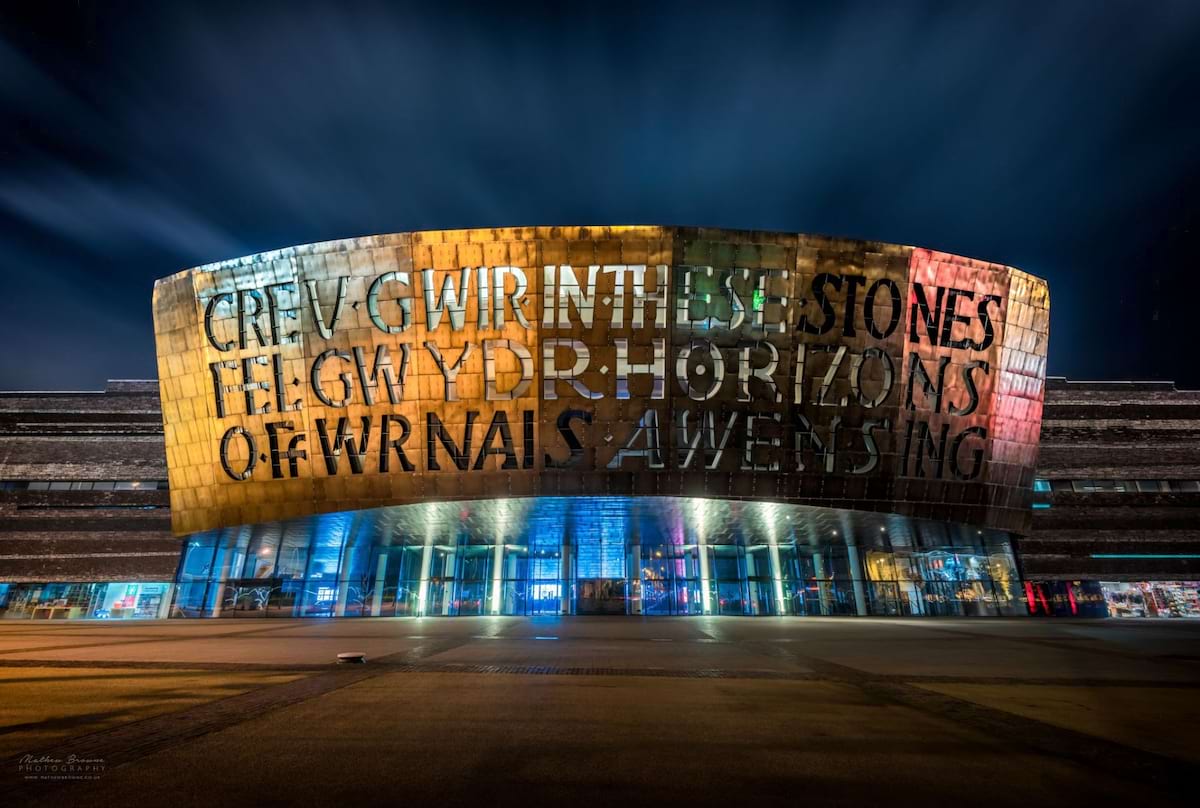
171;582;209;618
0;582;172;620
157;497;1027;621
179;537;218;582
1102;581;1200;618
715;580;747;615
710;545;744;581
268;579;303;617
304;513;353;580
456;545;493;581
274;522;311;580
242;525;282;579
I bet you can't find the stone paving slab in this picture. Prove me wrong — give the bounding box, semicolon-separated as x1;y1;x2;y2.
1;616;1198;804
11;672;1189;807
0;667;303;759
915;682;1200;764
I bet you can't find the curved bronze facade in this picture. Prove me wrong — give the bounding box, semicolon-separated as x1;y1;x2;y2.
153;226;1049;536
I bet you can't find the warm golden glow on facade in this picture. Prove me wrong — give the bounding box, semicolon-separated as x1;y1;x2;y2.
153;226;1049;537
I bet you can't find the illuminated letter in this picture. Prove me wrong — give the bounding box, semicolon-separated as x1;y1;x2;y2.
629;264;669;329
542;339;601;400
353;343;411;405
840;275;866;337
602;265;627;327
794;413;839;473
556;265;598;328
742;413;782;472
675;340;726;401
542;265;556;327
676;266;715;328
304;277;348;340
315;416;371;474
940;289;975;349
264;281;299;345
219;426;257;481
606;409;663;469
950;426;987;480
266;421;306;478
421;268;471;331
850;347;894;408
209;359;238;418
483;339;533;401
491;265;531;328
737;341;781;403
615;338;666;399
203;292;234;351
753;268;789;334
240;355;271;415
947;360;990;416
473;412;519;470
366;271;412;334
677;410;739;470
424;342;474;401
972;295;1001;350
850;419;891;475
798;273;841;335
864;278;902;339
272;354;301;413
904;352;951;413
426;412;477;471
311;349;353;407
380;414;416;472
810;345;847;407
238;289;270;349
908;283;944;345
913;421;950;478
545;410;592;469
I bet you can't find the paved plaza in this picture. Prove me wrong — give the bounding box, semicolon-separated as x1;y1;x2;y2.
2;617;1198;805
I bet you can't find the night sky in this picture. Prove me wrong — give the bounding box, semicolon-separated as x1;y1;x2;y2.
2;1;1199;389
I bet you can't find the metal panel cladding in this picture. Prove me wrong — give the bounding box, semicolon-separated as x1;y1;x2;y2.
152;226;1049;536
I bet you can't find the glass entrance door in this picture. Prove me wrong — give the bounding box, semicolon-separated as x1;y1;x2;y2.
639;544;704;615
527;581;562;615
576;578;627;614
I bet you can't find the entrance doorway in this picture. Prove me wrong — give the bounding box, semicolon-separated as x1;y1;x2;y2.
576;578;627;614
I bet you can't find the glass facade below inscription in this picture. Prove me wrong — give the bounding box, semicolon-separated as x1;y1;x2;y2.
0;582;174;620
1101;581;1200;618
170;497;1023;618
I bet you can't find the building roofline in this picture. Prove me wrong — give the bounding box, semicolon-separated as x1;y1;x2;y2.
0;379;159;397
1046;376;1197;392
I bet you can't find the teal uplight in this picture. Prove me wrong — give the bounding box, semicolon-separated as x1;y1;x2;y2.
1031;503;1052;509
1090;553;1200;559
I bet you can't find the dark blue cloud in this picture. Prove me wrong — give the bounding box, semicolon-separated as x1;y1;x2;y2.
1;0;1198;388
